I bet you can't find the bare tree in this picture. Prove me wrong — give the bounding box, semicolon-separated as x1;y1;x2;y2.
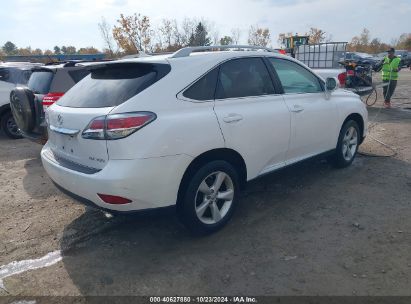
159;19;173;49
248;25;271;47
98;17;116;57
212;29;220;45
112;13;153;54
231;28;241;45
180;18;198;46
308;27;326;44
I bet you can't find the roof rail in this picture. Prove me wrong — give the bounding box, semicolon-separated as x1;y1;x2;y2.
121;52;151;59
171;45;278;58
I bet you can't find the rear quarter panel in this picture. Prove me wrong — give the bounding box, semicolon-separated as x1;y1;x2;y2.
106;70;225;160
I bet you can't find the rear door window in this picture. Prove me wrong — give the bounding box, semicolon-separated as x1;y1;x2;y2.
28;70;54;94
57;63;171;108
215;57;275;99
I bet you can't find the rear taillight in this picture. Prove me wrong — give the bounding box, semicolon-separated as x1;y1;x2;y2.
97;194;132;205
337;72;346;87
42;92;64;109
82;112;156;140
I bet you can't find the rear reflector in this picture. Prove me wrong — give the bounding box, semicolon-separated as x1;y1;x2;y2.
42;92;64;108
82;112;156;140
97;194;132;205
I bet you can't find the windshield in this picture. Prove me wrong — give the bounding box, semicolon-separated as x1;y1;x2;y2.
357;53;372;58
28;70;54;94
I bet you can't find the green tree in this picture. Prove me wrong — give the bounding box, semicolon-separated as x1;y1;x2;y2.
188;22;211;46
53;46;61;54
2;41;18;55
220;36;233;45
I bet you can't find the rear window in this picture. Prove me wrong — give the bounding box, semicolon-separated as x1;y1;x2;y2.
57;63;171;108
0;68;32;85
68;69;90;83
28;70;54;94
0;68;10;82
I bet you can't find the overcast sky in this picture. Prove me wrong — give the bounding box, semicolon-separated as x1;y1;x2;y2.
1;0;410;50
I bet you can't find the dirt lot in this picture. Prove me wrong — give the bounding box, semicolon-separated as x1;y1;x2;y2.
0;70;410;297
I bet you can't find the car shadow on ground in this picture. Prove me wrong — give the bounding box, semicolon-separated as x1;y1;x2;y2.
59;154;411;295
22;156;61;200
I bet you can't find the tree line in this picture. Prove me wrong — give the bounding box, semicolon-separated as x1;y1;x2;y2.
1;13;410;60
99;15;271;56
347;28;411;53
0;41;101;57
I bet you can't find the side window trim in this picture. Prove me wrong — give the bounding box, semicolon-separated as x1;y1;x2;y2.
268;57;325;95
263;57;285;94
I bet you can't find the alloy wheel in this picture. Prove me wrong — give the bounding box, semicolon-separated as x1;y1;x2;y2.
194;171;234;225
342;126;358;161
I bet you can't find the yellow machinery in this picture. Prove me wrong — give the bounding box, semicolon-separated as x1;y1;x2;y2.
281;34;310;57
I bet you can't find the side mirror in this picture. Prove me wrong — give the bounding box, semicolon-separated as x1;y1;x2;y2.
325;77;338;91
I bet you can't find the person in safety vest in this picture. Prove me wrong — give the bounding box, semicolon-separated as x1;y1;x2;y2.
381;48;401;108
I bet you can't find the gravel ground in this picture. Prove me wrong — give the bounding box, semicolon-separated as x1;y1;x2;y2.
0;70;410;297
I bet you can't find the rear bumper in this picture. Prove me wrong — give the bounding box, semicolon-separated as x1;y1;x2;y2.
41;144;193;212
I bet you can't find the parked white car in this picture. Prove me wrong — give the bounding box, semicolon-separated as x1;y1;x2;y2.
40;46;368;234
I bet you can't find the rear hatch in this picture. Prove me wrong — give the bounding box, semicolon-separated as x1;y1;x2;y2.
46;62;170;171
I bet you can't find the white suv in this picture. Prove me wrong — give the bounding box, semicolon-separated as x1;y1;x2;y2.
41;46;367;234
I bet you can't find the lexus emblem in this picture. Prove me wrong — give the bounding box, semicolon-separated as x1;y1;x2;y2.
57;114;63;126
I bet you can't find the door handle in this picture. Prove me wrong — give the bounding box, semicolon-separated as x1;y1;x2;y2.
290;105;304;113
223;114;243;123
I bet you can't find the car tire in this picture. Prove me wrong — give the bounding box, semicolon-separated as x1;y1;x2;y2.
330;120;360;168
1;111;22;139
177;160;240;235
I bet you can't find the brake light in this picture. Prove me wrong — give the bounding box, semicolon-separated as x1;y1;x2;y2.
42;92;64;109
337;72;346;87
82;112;156;140
97;194;132;205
